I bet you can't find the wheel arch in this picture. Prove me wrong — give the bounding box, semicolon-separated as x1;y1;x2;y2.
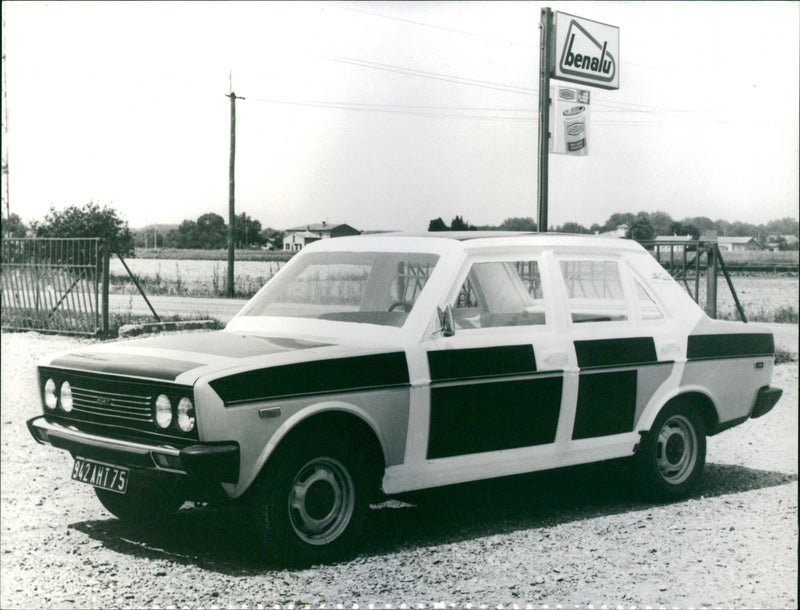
245;403;388;501
642;389;719;437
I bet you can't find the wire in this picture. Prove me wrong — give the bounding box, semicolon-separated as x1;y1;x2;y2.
322;54;538;97
327;3;538;48
245;96;539;122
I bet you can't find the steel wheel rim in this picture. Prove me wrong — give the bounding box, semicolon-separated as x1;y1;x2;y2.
656;414;698;485
287;456;355;546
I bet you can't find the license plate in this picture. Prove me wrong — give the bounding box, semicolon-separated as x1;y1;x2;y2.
71;457;129;494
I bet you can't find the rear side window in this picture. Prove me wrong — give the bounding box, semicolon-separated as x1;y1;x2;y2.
635;278;665;320
559;260;628;323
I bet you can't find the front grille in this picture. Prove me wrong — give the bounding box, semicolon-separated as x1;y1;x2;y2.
38;366;198;445
70;386;154;424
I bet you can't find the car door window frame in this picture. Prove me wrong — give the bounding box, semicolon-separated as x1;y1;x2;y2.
444;251;554;335
552;253;636;326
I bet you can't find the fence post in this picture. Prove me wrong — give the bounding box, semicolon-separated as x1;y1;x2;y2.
101;240;110;337
702;231;718;318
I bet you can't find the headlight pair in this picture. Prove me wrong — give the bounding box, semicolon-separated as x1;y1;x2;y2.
43;378;73;412
155;394;195;432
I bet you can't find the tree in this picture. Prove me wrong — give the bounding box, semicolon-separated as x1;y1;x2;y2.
627;217;655;242
648;211;675;237
498;217;537;232
428;217;448;231
450;215;476;231
1;213;28;237
35;202;134;255
233;212;263;248
260;227;285;248
602;212;636;232
556;222;589;234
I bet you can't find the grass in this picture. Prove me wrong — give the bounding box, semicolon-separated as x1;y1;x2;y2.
718;304;799;324
133;248;294;262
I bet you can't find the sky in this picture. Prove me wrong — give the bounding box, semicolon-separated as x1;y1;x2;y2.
2;1;799;233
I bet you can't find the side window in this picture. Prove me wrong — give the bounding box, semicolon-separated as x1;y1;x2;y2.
453;260;546;329
635;278;665;320
559;259;628;323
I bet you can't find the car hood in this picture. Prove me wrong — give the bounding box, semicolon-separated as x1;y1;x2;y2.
39;330;387;385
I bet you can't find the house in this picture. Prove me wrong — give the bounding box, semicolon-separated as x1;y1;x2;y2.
596;223;628;238
717;236;764;252
282;222;361;251
653;234;694;252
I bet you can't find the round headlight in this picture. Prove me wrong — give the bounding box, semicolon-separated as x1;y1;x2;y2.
155;394;172;429
44;378;58;410
176;397;195;432
60;381;73;412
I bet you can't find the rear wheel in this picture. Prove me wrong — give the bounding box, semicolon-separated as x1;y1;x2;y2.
636;404;706;500
94;478;185;521
249;439;369;565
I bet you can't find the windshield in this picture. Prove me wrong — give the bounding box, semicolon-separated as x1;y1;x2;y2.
244;251;440;327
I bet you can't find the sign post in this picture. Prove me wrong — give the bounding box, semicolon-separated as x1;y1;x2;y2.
537;7;553;233
537;9;619;232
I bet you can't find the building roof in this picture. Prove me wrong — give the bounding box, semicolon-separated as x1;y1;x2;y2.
654;235;694;242
719;236;757;244
286;223;357;233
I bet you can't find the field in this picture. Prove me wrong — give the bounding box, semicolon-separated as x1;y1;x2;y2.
110;257;286;297
133;248;293;262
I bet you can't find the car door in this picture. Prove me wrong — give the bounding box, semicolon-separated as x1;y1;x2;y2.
552;253;678;461
404;250;578;490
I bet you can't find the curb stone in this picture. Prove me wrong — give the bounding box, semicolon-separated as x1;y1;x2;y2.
118;319;220;337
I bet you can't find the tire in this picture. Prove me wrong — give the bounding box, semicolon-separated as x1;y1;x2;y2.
249;438;369;565
94;477;185;521
636;404;706;500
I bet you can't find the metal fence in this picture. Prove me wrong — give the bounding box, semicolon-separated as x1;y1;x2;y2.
642;238;747;321
1;238;109;336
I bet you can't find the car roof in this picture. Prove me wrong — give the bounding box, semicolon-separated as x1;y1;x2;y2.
304;231;646;255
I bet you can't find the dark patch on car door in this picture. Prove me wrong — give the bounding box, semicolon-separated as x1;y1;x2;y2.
426;345;563;459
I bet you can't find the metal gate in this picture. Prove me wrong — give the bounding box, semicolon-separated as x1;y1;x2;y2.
1;238;109;336
643;237;747;321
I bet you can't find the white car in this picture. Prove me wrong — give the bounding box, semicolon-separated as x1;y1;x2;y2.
28;232;782;563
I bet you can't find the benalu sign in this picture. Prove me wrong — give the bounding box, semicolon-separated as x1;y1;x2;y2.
553;11;619;90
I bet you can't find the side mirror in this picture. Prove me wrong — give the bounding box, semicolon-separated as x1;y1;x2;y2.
437;304;455;337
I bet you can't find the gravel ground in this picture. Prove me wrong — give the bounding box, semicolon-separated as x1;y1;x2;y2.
1;331;797;609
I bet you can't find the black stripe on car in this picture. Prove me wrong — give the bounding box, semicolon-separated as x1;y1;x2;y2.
687;333;774;361
427;345;536;382
210;352;410;406
427;375;563;459
572;370;637;440
574;337;657;369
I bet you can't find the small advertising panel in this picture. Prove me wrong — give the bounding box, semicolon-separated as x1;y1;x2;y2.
552;11;619;90
549;85;590;156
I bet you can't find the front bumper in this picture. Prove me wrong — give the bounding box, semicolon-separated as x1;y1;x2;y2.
27;416;239;485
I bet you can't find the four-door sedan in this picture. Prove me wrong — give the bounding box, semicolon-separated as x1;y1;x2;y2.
28;232;782;563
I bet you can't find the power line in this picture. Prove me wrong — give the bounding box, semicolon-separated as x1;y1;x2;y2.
327;3;537;48
245;96;538;122
322;54;538;97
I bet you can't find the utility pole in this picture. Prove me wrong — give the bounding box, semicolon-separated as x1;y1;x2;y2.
226;77;244;297
1;2;10;224
537;7;553;233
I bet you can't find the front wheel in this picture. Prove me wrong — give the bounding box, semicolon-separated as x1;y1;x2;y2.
249;440;369;565
636;404;706;500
